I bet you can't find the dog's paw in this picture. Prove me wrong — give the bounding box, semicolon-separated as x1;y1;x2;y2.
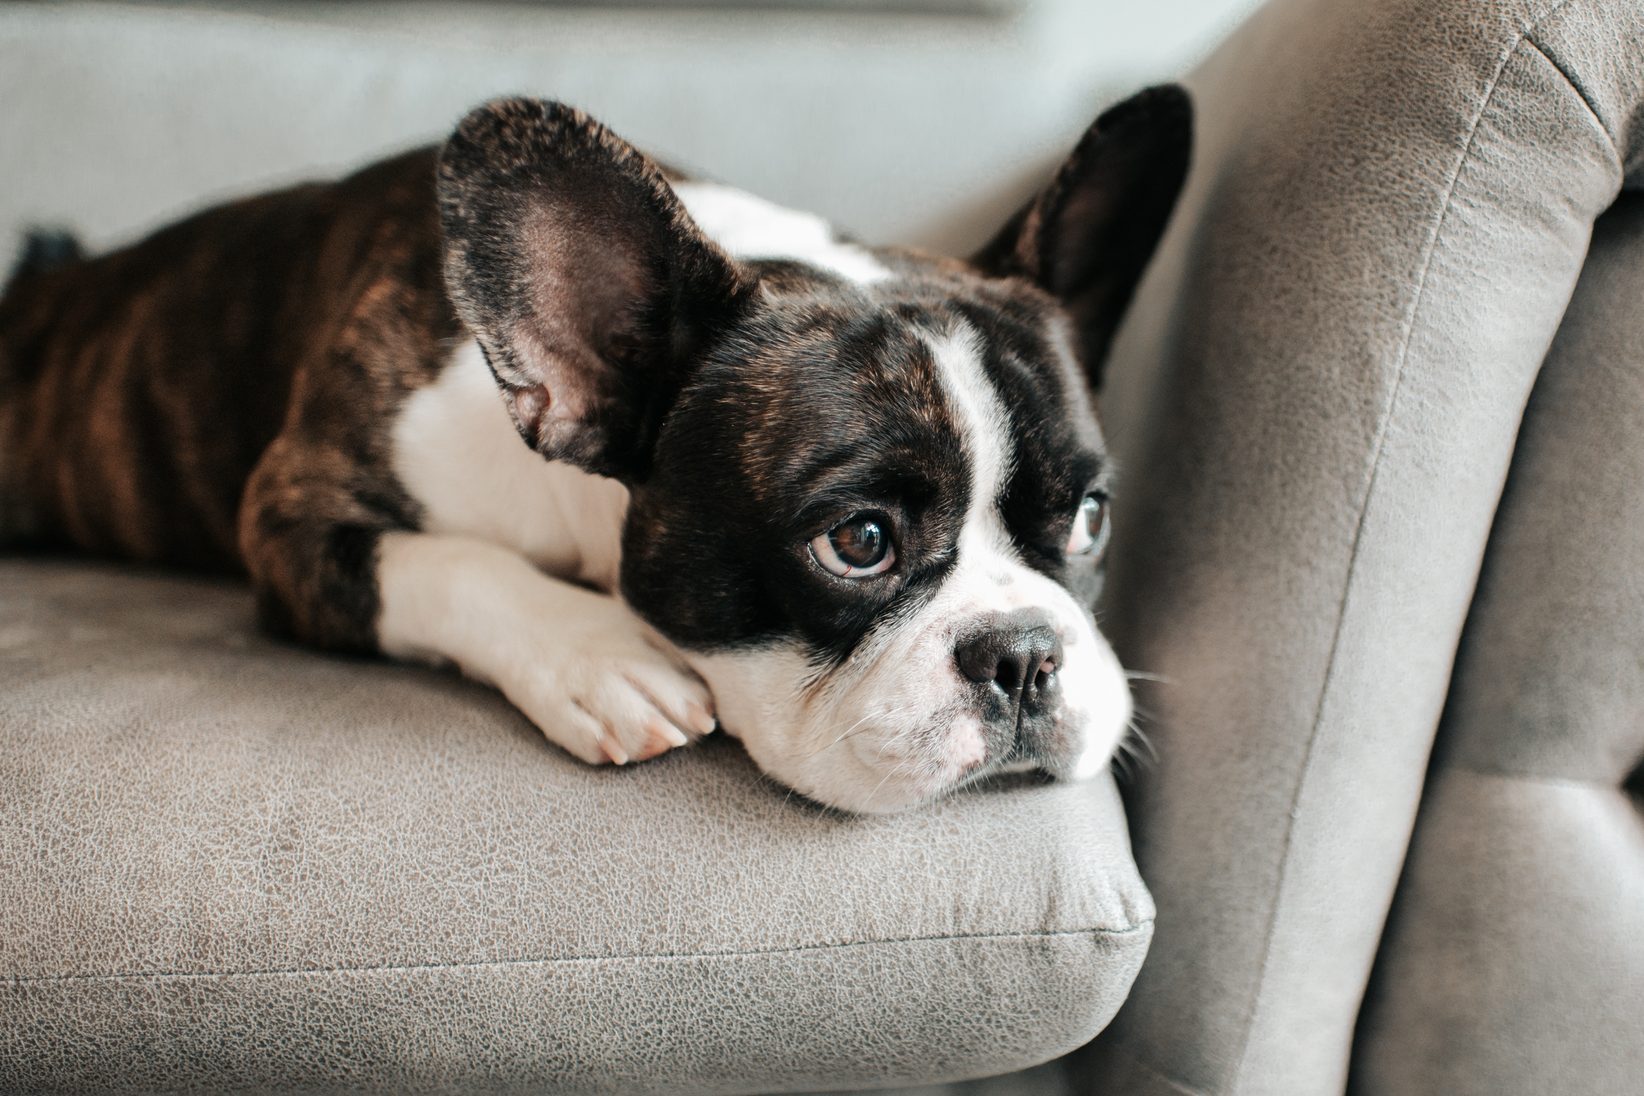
496;613;717;767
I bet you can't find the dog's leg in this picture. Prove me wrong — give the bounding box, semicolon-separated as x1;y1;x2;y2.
240;438;714;766
375;532;715;764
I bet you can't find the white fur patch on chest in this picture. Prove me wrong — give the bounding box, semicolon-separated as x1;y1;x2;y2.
673;181;891;285
390;342;629;590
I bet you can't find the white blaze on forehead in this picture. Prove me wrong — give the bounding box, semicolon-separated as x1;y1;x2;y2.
921;323;1014;538
673;181;891;285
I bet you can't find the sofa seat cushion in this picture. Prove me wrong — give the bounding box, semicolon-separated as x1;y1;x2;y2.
0;559;1151;1094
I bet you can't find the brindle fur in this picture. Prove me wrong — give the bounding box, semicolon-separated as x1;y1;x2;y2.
0;91;1189;674
0;149;458;650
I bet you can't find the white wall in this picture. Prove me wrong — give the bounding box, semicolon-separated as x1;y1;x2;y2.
1;0;1259;257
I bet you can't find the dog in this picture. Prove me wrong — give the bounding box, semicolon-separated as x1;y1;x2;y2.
0;87;1190;813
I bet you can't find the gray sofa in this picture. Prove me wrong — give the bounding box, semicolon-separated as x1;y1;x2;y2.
3;0;1642;1093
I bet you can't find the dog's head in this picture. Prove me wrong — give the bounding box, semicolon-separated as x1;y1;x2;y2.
437;91;1191;812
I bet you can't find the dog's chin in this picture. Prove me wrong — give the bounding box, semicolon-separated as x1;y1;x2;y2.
724;714;983;815
730;710;1126;815
833;715;992;813
723;707;1131;816
686;643;1133;815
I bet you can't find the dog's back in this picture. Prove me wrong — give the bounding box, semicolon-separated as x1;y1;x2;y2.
3;229;85;296
0;148;452;571
0;229;79;547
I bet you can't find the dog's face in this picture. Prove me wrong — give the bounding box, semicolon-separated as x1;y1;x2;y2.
625;271;1129;812
438;91;1191;812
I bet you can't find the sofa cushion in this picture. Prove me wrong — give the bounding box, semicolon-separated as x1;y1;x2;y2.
0;559;1151;1094
1350;193;1644;1096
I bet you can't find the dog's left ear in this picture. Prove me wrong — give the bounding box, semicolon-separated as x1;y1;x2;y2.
438;98;748;482
974;85;1192;385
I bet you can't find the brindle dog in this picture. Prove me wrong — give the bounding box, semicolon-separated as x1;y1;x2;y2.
0;90;1190;813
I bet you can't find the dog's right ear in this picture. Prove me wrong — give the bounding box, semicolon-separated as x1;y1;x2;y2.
438;98;748;482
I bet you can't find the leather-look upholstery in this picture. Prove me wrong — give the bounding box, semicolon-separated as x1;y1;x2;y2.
1351;192;1644;1096
0;562;1151;1093
1077;0;1644;1093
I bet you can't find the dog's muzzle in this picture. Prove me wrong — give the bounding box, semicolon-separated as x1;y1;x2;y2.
954;609;1064;757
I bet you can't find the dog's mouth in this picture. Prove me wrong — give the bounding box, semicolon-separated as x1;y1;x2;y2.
678;583;1133;814
711;689;1116;814
774;701;1064;813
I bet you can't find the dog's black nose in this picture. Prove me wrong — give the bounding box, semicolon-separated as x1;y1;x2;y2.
955;613;1063;707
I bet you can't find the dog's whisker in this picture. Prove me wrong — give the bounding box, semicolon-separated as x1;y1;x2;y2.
1113;713;1160;774
803;709;885;759
796;699;925;761
864;753;920;808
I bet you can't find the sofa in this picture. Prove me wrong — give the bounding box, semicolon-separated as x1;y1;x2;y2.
3;0;1642;1093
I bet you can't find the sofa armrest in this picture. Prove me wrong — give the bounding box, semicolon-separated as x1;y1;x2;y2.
1354;196;1644;1093
1076;0;1643;1092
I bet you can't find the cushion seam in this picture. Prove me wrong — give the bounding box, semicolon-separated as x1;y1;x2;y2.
0;920;1152;986
1521;34;1624;168
1226;3;1577;1086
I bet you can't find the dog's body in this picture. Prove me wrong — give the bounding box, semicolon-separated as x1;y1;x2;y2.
0;92;1189;812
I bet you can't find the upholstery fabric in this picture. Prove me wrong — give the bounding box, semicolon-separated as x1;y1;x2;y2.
1075;0;1644;1092
0;561;1152;1094
1350;194;1644;1096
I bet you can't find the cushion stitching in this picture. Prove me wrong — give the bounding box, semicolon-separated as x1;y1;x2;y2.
1522;35;1624;167
1226;3;1577;1086
0;920;1152;986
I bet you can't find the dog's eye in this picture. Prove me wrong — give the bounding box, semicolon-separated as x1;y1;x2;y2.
1066;493;1111;558
810;512;897;578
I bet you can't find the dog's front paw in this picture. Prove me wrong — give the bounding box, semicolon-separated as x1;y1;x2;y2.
498;616;717;767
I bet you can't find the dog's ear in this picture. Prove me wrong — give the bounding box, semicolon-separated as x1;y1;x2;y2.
438;98;747;482
974;85;1191;386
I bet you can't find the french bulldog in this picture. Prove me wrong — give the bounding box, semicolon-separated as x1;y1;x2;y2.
0;87;1190;813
